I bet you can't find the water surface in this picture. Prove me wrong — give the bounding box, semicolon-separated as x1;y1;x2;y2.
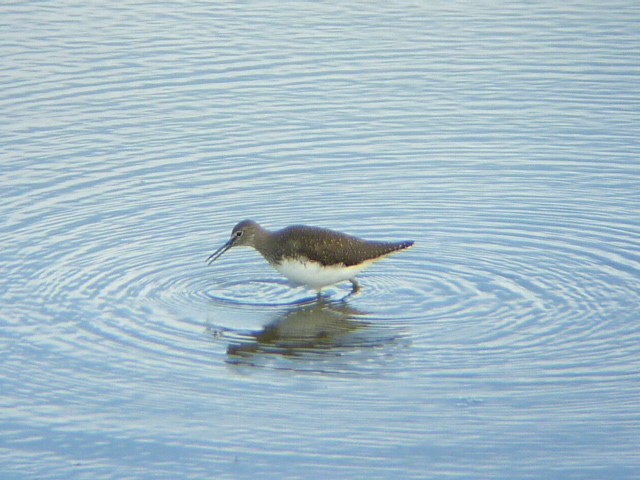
1;1;639;479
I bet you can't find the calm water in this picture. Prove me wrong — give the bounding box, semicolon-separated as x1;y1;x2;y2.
2;1;639;479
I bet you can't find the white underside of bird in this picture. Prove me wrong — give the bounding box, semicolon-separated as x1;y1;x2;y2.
274;257;376;291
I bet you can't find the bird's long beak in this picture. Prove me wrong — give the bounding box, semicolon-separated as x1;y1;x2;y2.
206;238;236;265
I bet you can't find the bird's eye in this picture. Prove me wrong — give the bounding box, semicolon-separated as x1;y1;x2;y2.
236;231;243;237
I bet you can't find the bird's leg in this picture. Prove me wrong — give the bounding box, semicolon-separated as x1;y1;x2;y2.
349;279;360;295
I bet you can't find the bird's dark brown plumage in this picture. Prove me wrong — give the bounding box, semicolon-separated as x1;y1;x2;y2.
258;225;414;267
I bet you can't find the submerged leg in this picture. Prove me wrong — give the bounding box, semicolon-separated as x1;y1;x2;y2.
349;279;360;295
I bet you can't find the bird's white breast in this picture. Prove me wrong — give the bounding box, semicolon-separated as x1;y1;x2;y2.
274;257;374;291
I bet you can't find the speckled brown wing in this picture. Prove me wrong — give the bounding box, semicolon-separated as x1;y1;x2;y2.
260;225;413;267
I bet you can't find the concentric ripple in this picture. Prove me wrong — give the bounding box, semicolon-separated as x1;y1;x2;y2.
4;165;639;377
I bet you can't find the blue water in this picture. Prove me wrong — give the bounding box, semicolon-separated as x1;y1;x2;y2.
2;1;639;479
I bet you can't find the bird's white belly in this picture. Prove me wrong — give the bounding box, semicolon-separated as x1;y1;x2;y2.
274;257;374;290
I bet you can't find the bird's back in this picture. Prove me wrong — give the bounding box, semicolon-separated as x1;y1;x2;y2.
260;225;413;267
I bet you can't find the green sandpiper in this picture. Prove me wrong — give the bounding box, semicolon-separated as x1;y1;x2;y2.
206;220;414;293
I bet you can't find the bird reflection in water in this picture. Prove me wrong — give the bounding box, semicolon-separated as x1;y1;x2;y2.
224;297;367;359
